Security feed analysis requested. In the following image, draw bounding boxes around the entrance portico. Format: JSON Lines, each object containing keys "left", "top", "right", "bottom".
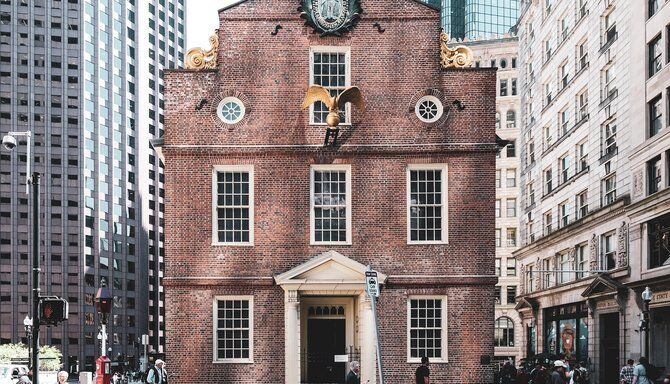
{"left": 275, "top": 250, "right": 387, "bottom": 384}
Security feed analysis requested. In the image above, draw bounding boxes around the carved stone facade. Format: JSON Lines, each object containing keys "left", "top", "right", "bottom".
{"left": 617, "top": 221, "right": 629, "bottom": 268}
{"left": 589, "top": 234, "right": 598, "bottom": 272}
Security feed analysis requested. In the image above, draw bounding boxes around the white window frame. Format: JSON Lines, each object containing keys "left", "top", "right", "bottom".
{"left": 407, "top": 296, "right": 448, "bottom": 363}
{"left": 603, "top": 173, "right": 616, "bottom": 205}
{"left": 310, "top": 164, "right": 352, "bottom": 245}
{"left": 213, "top": 295, "right": 254, "bottom": 363}
{"left": 604, "top": 121, "right": 617, "bottom": 155}
{"left": 212, "top": 165, "right": 255, "bottom": 246}
{"left": 601, "top": 231, "right": 617, "bottom": 270}
{"left": 406, "top": 164, "right": 449, "bottom": 244}
{"left": 559, "top": 200, "right": 569, "bottom": 228}
{"left": 576, "top": 139, "right": 587, "bottom": 172}
{"left": 576, "top": 190, "right": 588, "bottom": 219}
{"left": 309, "top": 46, "right": 351, "bottom": 125}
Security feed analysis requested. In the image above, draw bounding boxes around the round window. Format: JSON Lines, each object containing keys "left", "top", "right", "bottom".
{"left": 216, "top": 97, "right": 245, "bottom": 124}
{"left": 415, "top": 96, "right": 443, "bottom": 123}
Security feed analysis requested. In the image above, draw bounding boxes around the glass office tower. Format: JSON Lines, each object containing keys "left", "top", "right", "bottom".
{"left": 0, "top": 0, "right": 183, "bottom": 372}
{"left": 442, "top": 0, "right": 519, "bottom": 40}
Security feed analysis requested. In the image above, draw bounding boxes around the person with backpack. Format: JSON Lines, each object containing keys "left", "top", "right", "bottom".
{"left": 146, "top": 359, "right": 168, "bottom": 384}
{"left": 632, "top": 357, "right": 653, "bottom": 384}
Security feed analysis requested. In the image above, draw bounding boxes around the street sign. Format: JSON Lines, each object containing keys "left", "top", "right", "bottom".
{"left": 365, "top": 270, "right": 379, "bottom": 297}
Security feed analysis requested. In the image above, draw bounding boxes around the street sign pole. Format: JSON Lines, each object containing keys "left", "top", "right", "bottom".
{"left": 366, "top": 266, "right": 384, "bottom": 384}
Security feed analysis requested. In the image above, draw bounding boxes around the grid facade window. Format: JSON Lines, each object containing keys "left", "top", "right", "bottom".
{"left": 310, "top": 48, "right": 349, "bottom": 124}
{"left": 311, "top": 166, "right": 350, "bottom": 244}
{"left": 494, "top": 317, "right": 514, "bottom": 347}
{"left": 649, "top": 95, "right": 663, "bottom": 137}
{"left": 506, "top": 228, "right": 517, "bottom": 247}
{"left": 649, "top": 35, "right": 663, "bottom": 77}
{"left": 601, "top": 232, "right": 616, "bottom": 270}
{"left": 576, "top": 190, "right": 588, "bottom": 219}
{"left": 648, "top": 156, "right": 662, "bottom": 195}
{"left": 408, "top": 298, "right": 445, "bottom": 360}
{"left": 506, "top": 198, "right": 516, "bottom": 218}
{"left": 604, "top": 122, "right": 617, "bottom": 155}
{"left": 407, "top": 166, "right": 447, "bottom": 243}
{"left": 506, "top": 286, "right": 517, "bottom": 304}
{"left": 214, "top": 297, "right": 252, "bottom": 362}
{"left": 214, "top": 167, "right": 253, "bottom": 244}
{"left": 506, "top": 258, "right": 516, "bottom": 276}
{"left": 603, "top": 173, "right": 616, "bottom": 206}
{"left": 576, "top": 244, "right": 588, "bottom": 279}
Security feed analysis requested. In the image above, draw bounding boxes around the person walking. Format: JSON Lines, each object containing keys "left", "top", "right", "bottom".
{"left": 620, "top": 359, "right": 635, "bottom": 384}
{"left": 346, "top": 361, "right": 360, "bottom": 384}
{"left": 550, "top": 360, "right": 568, "bottom": 384}
{"left": 632, "top": 357, "right": 653, "bottom": 384}
{"left": 415, "top": 356, "right": 430, "bottom": 384}
{"left": 55, "top": 370, "right": 68, "bottom": 384}
{"left": 146, "top": 359, "right": 167, "bottom": 384}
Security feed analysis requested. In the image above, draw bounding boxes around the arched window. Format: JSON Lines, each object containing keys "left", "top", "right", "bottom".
{"left": 494, "top": 317, "right": 515, "bottom": 347}
{"left": 496, "top": 112, "right": 501, "bottom": 129}
{"left": 506, "top": 110, "right": 516, "bottom": 128}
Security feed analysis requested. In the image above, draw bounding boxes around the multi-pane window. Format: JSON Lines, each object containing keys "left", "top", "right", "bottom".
{"left": 577, "top": 0, "right": 587, "bottom": 20}
{"left": 603, "top": 11, "right": 616, "bottom": 45}
{"left": 649, "top": 213, "right": 670, "bottom": 269}
{"left": 544, "top": 125, "right": 553, "bottom": 148}
{"left": 496, "top": 170, "right": 501, "bottom": 188}
{"left": 500, "top": 79, "right": 508, "bottom": 96}
{"left": 576, "top": 243, "right": 587, "bottom": 279}
{"left": 495, "top": 199, "right": 501, "bottom": 218}
{"left": 494, "top": 286, "right": 502, "bottom": 305}
{"left": 544, "top": 210, "right": 553, "bottom": 235}
{"left": 408, "top": 298, "right": 445, "bottom": 360}
{"left": 559, "top": 108, "right": 570, "bottom": 136}
{"left": 506, "top": 139, "right": 516, "bottom": 158}
{"left": 526, "top": 265, "right": 535, "bottom": 292}
{"left": 543, "top": 258, "right": 554, "bottom": 288}
{"left": 577, "top": 40, "right": 588, "bottom": 70}
{"left": 649, "top": 95, "right": 663, "bottom": 137}
{"left": 576, "top": 190, "right": 588, "bottom": 219}
{"left": 603, "top": 66, "right": 616, "bottom": 97}
{"left": 507, "top": 258, "right": 516, "bottom": 276}
{"left": 648, "top": 156, "right": 662, "bottom": 195}
{"left": 604, "top": 122, "right": 617, "bottom": 155}
{"left": 214, "top": 166, "right": 253, "bottom": 244}
{"left": 214, "top": 297, "right": 252, "bottom": 362}
{"left": 576, "top": 140, "right": 587, "bottom": 172}
{"left": 559, "top": 200, "right": 569, "bottom": 228}
{"left": 495, "top": 258, "right": 501, "bottom": 276}
{"left": 506, "top": 228, "right": 517, "bottom": 247}
{"left": 506, "top": 169, "right": 516, "bottom": 187}
{"left": 601, "top": 232, "right": 616, "bottom": 270}
{"left": 559, "top": 153, "right": 570, "bottom": 183}
{"left": 603, "top": 173, "right": 616, "bottom": 206}
{"left": 544, "top": 39, "right": 552, "bottom": 61}
{"left": 558, "top": 252, "right": 572, "bottom": 284}
{"left": 511, "top": 78, "right": 517, "bottom": 96}
{"left": 506, "top": 199, "right": 516, "bottom": 218}
{"left": 408, "top": 166, "right": 446, "bottom": 243}
{"left": 506, "top": 286, "right": 517, "bottom": 304}
{"left": 544, "top": 167, "right": 553, "bottom": 195}
{"left": 495, "top": 228, "right": 501, "bottom": 247}
{"left": 527, "top": 182, "right": 535, "bottom": 206}
{"left": 559, "top": 61, "right": 568, "bottom": 89}
{"left": 577, "top": 90, "right": 588, "bottom": 121}
{"left": 494, "top": 317, "right": 514, "bottom": 347}
{"left": 311, "top": 166, "right": 350, "bottom": 244}
{"left": 506, "top": 110, "right": 516, "bottom": 128}
{"left": 310, "top": 48, "right": 349, "bottom": 124}
{"left": 649, "top": 0, "right": 660, "bottom": 18}
{"left": 649, "top": 35, "right": 663, "bottom": 77}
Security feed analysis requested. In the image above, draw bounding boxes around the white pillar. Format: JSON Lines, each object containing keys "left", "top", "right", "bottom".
{"left": 285, "top": 290, "right": 300, "bottom": 384}
{"left": 359, "top": 294, "right": 376, "bottom": 384}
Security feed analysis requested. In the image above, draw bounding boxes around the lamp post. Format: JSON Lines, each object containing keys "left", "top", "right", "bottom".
{"left": 23, "top": 316, "right": 32, "bottom": 364}
{"left": 95, "top": 278, "right": 112, "bottom": 356}
{"left": 641, "top": 286, "right": 653, "bottom": 359}
{"left": 3, "top": 131, "right": 40, "bottom": 384}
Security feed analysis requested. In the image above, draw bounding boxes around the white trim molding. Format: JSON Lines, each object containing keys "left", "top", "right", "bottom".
{"left": 212, "top": 295, "right": 254, "bottom": 364}
{"left": 406, "top": 295, "right": 448, "bottom": 363}
{"left": 211, "top": 165, "right": 255, "bottom": 246}
{"left": 406, "top": 164, "right": 449, "bottom": 244}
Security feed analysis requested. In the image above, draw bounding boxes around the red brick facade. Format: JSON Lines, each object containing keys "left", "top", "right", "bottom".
{"left": 162, "top": 0, "right": 497, "bottom": 382}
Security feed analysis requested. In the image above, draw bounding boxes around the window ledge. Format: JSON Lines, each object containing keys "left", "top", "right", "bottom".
{"left": 599, "top": 147, "right": 618, "bottom": 164}
{"left": 311, "top": 241, "right": 353, "bottom": 246}
{"left": 408, "top": 358, "right": 448, "bottom": 364}
{"left": 212, "top": 242, "right": 254, "bottom": 247}
{"left": 599, "top": 88, "right": 618, "bottom": 108}
{"left": 407, "top": 240, "right": 449, "bottom": 246}
{"left": 540, "top": 167, "right": 589, "bottom": 202}
{"left": 599, "top": 33, "right": 618, "bottom": 54}
{"left": 540, "top": 119, "right": 584, "bottom": 157}
{"left": 213, "top": 359, "right": 254, "bottom": 364}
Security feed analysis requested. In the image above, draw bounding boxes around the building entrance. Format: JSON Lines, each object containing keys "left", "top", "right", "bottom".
{"left": 305, "top": 318, "right": 346, "bottom": 383}
{"left": 599, "top": 312, "right": 619, "bottom": 384}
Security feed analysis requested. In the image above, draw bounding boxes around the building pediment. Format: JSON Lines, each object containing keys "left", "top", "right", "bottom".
{"left": 581, "top": 274, "right": 626, "bottom": 298}
{"left": 274, "top": 250, "right": 386, "bottom": 292}
{"left": 514, "top": 297, "right": 539, "bottom": 312}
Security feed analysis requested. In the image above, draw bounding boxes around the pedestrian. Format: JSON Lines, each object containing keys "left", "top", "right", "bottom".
{"left": 146, "top": 359, "right": 167, "bottom": 384}
{"left": 346, "top": 361, "right": 360, "bottom": 384}
{"left": 18, "top": 369, "right": 32, "bottom": 384}
{"left": 517, "top": 359, "right": 530, "bottom": 384}
{"left": 415, "top": 356, "right": 430, "bottom": 384}
{"left": 620, "top": 359, "right": 635, "bottom": 384}
{"left": 632, "top": 357, "right": 652, "bottom": 384}
{"left": 550, "top": 360, "right": 568, "bottom": 384}
{"left": 500, "top": 361, "right": 517, "bottom": 384}
{"left": 56, "top": 370, "right": 68, "bottom": 384}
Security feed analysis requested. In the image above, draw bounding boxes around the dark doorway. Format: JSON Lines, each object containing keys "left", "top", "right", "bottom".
{"left": 306, "top": 318, "right": 346, "bottom": 383}
{"left": 599, "top": 313, "right": 619, "bottom": 384}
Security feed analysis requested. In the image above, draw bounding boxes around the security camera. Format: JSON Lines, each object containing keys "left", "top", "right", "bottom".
{"left": 2, "top": 135, "right": 16, "bottom": 150}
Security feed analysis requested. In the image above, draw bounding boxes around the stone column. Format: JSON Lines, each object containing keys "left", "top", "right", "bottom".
{"left": 285, "top": 290, "right": 300, "bottom": 384}
{"left": 359, "top": 294, "right": 377, "bottom": 384}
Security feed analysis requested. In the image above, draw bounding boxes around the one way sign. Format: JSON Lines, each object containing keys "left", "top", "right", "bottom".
{"left": 365, "top": 270, "right": 379, "bottom": 297}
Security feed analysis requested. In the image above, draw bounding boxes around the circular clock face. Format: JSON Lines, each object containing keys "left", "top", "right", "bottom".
{"left": 415, "top": 96, "right": 444, "bottom": 123}
{"left": 313, "top": 0, "right": 349, "bottom": 31}
{"left": 217, "top": 97, "right": 245, "bottom": 125}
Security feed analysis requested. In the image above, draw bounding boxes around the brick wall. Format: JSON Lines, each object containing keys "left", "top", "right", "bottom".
{"left": 162, "top": 0, "right": 497, "bottom": 382}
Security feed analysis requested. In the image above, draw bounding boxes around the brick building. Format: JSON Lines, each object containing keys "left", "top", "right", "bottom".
{"left": 157, "top": 0, "right": 498, "bottom": 382}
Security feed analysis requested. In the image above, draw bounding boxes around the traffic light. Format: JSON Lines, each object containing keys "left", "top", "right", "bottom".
{"left": 39, "top": 297, "right": 68, "bottom": 326}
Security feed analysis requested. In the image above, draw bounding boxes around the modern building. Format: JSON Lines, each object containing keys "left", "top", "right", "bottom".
{"left": 441, "top": 0, "right": 520, "bottom": 40}
{"left": 515, "top": 0, "right": 670, "bottom": 382}
{"left": 0, "top": 0, "right": 184, "bottom": 372}
{"left": 159, "top": 0, "right": 498, "bottom": 382}
{"left": 469, "top": 35, "right": 523, "bottom": 366}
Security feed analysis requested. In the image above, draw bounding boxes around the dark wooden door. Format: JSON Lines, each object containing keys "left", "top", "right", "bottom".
{"left": 599, "top": 313, "right": 619, "bottom": 384}
{"left": 306, "top": 318, "right": 346, "bottom": 383}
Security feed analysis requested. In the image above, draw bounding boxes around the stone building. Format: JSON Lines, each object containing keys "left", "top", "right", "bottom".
{"left": 515, "top": 0, "right": 670, "bottom": 382}
{"left": 157, "top": 0, "right": 498, "bottom": 382}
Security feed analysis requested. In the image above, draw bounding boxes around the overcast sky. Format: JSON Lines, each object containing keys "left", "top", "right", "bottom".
{"left": 186, "top": 0, "right": 237, "bottom": 49}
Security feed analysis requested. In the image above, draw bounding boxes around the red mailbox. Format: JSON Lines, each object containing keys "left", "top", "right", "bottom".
{"left": 95, "top": 356, "right": 111, "bottom": 384}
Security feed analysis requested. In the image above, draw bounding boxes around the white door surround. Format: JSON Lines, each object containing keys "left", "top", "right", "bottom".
{"left": 275, "top": 250, "right": 387, "bottom": 384}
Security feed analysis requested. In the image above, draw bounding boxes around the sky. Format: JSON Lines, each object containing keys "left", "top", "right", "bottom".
{"left": 186, "top": 0, "right": 237, "bottom": 49}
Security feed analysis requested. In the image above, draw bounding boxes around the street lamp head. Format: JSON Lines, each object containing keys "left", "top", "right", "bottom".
{"left": 642, "top": 286, "right": 653, "bottom": 303}
{"left": 2, "top": 134, "right": 17, "bottom": 150}
{"left": 23, "top": 316, "right": 32, "bottom": 327}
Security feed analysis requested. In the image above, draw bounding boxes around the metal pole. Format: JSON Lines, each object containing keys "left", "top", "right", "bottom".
{"left": 31, "top": 172, "right": 40, "bottom": 384}
{"left": 370, "top": 295, "right": 385, "bottom": 384}
{"left": 644, "top": 302, "right": 650, "bottom": 358}
{"left": 101, "top": 324, "right": 107, "bottom": 357}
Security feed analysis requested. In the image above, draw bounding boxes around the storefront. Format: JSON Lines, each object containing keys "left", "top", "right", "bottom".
{"left": 543, "top": 303, "right": 588, "bottom": 363}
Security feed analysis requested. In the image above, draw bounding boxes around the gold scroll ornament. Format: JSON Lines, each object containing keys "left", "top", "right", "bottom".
{"left": 184, "top": 30, "right": 219, "bottom": 70}
{"left": 440, "top": 32, "right": 473, "bottom": 69}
